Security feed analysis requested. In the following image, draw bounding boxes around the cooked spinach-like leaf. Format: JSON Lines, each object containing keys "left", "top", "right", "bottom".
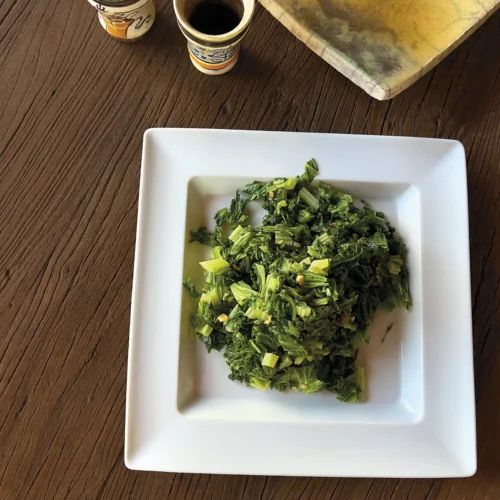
{"left": 183, "top": 160, "right": 411, "bottom": 402}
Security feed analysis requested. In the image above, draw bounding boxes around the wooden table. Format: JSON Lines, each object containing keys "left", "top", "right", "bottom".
{"left": 1, "top": 1, "right": 499, "bottom": 499}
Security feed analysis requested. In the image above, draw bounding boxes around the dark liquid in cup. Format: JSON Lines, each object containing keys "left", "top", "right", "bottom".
{"left": 189, "top": 1, "right": 242, "bottom": 36}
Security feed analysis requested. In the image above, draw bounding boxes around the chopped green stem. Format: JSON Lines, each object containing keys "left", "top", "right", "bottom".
{"left": 199, "top": 258, "right": 230, "bottom": 274}
{"left": 299, "top": 187, "right": 319, "bottom": 210}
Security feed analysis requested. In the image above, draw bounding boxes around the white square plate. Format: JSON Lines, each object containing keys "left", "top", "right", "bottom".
{"left": 125, "top": 129, "right": 476, "bottom": 477}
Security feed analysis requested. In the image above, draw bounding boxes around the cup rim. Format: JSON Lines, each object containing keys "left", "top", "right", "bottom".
{"left": 88, "top": 0, "right": 150, "bottom": 10}
{"left": 174, "top": 0, "right": 255, "bottom": 44}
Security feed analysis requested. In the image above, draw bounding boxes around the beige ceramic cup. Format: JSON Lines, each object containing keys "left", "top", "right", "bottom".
{"left": 87, "top": 0, "right": 156, "bottom": 42}
{"left": 173, "top": 0, "right": 255, "bottom": 75}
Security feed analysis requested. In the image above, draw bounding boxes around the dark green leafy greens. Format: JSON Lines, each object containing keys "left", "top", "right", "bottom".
{"left": 183, "top": 160, "right": 410, "bottom": 402}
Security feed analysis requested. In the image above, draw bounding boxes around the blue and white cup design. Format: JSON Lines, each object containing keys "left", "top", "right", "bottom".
{"left": 174, "top": 0, "right": 255, "bottom": 75}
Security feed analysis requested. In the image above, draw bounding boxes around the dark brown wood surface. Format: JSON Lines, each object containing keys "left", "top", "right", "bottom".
{"left": 1, "top": 1, "right": 499, "bottom": 499}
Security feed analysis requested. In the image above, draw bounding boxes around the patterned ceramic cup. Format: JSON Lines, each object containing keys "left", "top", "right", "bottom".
{"left": 87, "top": 0, "right": 155, "bottom": 42}
{"left": 174, "top": 0, "right": 255, "bottom": 75}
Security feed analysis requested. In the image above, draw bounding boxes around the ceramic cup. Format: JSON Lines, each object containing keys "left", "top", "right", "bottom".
{"left": 87, "top": 0, "right": 155, "bottom": 42}
{"left": 173, "top": 0, "right": 255, "bottom": 75}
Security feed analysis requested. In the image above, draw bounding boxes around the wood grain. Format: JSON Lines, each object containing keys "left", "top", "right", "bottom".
{"left": 0, "top": 1, "right": 499, "bottom": 499}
